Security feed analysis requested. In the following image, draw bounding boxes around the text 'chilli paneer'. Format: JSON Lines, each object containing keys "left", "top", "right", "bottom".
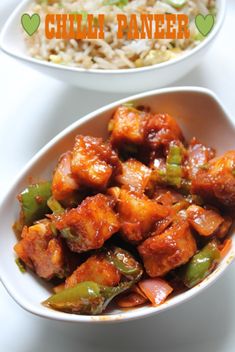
{"left": 13, "top": 103, "right": 235, "bottom": 315}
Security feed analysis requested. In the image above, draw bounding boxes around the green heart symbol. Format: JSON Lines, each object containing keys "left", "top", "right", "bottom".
{"left": 195, "top": 14, "right": 214, "bottom": 37}
{"left": 21, "top": 13, "right": 41, "bottom": 36}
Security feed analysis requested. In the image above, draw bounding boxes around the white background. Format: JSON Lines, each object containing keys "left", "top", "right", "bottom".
{"left": 0, "top": 1, "right": 235, "bottom": 351}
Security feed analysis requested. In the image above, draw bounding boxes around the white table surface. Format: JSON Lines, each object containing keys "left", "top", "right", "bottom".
{"left": 0, "top": 1, "right": 235, "bottom": 351}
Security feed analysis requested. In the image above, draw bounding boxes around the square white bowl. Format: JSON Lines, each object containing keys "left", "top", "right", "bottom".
{"left": 0, "top": 86, "right": 234, "bottom": 323}
{"left": 0, "top": 0, "right": 226, "bottom": 93}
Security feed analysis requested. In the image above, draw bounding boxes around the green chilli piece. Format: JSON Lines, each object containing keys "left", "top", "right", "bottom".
{"left": 20, "top": 181, "right": 52, "bottom": 226}
{"left": 107, "top": 247, "right": 143, "bottom": 281}
{"left": 43, "top": 280, "right": 132, "bottom": 314}
{"left": 184, "top": 240, "right": 221, "bottom": 288}
{"left": 166, "top": 0, "right": 187, "bottom": 9}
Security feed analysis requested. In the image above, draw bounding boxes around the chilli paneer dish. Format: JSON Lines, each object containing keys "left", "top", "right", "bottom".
{"left": 14, "top": 104, "right": 234, "bottom": 315}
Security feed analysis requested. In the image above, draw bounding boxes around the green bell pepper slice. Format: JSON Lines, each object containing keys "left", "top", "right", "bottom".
{"left": 19, "top": 181, "right": 52, "bottom": 226}
{"left": 184, "top": 240, "right": 221, "bottom": 288}
{"left": 43, "top": 281, "right": 103, "bottom": 314}
{"left": 166, "top": 144, "right": 183, "bottom": 188}
{"left": 44, "top": 247, "right": 143, "bottom": 314}
{"left": 106, "top": 247, "right": 143, "bottom": 281}
{"left": 43, "top": 280, "right": 132, "bottom": 314}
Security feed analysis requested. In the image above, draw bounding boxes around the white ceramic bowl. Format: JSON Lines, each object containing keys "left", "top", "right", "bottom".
{"left": 0, "top": 86, "right": 234, "bottom": 323}
{"left": 0, "top": 0, "right": 226, "bottom": 93}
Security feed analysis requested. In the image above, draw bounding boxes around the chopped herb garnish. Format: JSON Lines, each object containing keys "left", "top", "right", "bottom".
{"left": 166, "top": 0, "right": 187, "bottom": 9}
{"left": 70, "top": 11, "right": 88, "bottom": 24}
{"left": 79, "top": 11, "right": 88, "bottom": 22}
{"left": 104, "top": 0, "right": 128, "bottom": 9}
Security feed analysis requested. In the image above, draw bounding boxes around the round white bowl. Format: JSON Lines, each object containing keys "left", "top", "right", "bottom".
{"left": 0, "top": 0, "right": 226, "bottom": 93}
{"left": 0, "top": 86, "right": 234, "bottom": 323}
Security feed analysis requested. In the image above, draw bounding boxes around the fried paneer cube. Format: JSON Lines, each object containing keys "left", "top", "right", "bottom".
{"left": 138, "top": 220, "right": 197, "bottom": 277}
{"left": 65, "top": 254, "right": 121, "bottom": 289}
{"left": 144, "top": 113, "right": 184, "bottom": 150}
{"left": 191, "top": 151, "right": 235, "bottom": 207}
{"left": 55, "top": 194, "right": 120, "bottom": 253}
{"left": 52, "top": 151, "right": 79, "bottom": 202}
{"left": 186, "top": 138, "right": 215, "bottom": 178}
{"left": 71, "top": 135, "right": 121, "bottom": 189}
{"left": 115, "top": 158, "right": 152, "bottom": 192}
{"left": 14, "top": 221, "right": 65, "bottom": 280}
{"left": 118, "top": 188, "right": 169, "bottom": 243}
{"left": 109, "top": 106, "right": 146, "bottom": 147}
{"left": 186, "top": 205, "right": 224, "bottom": 237}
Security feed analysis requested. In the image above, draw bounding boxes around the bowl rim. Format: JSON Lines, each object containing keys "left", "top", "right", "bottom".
{"left": 0, "top": 0, "right": 226, "bottom": 75}
{"left": 0, "top": 86, "right": 234, "bottom": 324}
